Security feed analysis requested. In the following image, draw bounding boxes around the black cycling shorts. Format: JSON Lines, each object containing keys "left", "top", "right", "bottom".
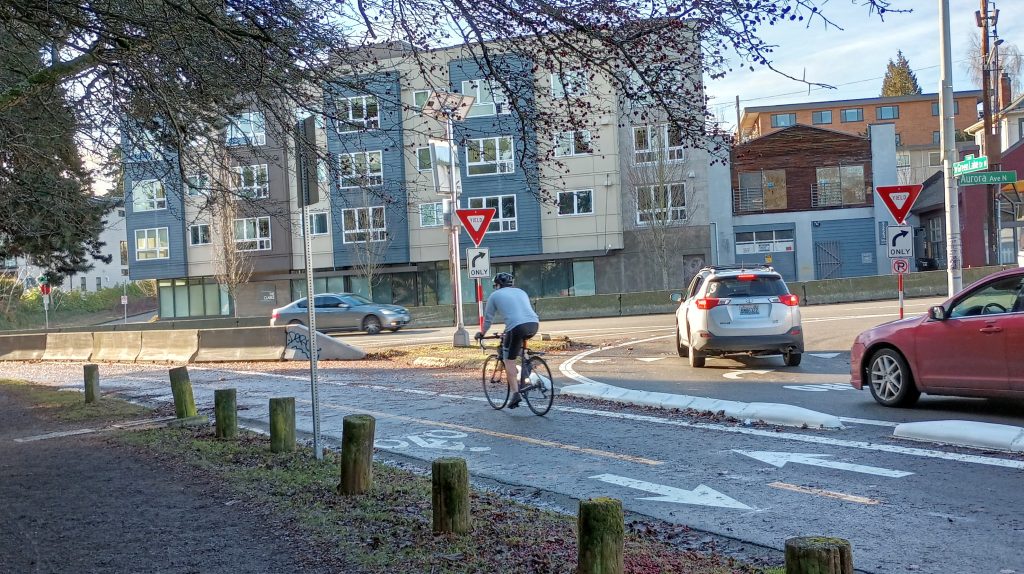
{"left": 502, "top": 322, "right": 539, "bottom": 360}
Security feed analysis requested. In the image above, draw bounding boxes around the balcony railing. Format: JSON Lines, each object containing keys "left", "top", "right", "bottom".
{"left": 810, "top": 183, "right": 869, "bottom": 208}
{"left": 733, "top": 187, "right": 765, "bottom": 213}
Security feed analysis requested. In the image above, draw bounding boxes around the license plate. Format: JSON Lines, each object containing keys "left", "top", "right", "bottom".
{"left": 739, "top": 304, "right": 759, "bottom": 316}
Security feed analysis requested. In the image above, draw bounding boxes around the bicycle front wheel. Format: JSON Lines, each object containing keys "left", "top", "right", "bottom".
{"left": 482, "top": 354, "right": 508, "bottom": 409}
{"left": 523, "top": 356, "right": 554, "bottom": 416}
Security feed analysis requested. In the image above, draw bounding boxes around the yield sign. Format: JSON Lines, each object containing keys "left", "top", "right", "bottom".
{"left": 875, "top": 184, "right": 922, "bottom": 224}
{"left": 455, "top": 208, "right": 495, "bottom": 247}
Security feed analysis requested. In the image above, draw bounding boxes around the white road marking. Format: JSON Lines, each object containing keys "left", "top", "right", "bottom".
{"left": 734, "top": 450, "right": 913, "bottom": 478}
{"left": 784, "top": 383, "right": 853, "bottom": 392}
{"left": 15, "top": 428, "right": 98, "bottom": 442}
{"left": 838, "top": 417, "right": 900, "bottom": 428}
{"left": 591, "top": 473, "right": 752, "bottom": 510}
{"left": 636, "top": 357, "right": 665, "bottom": 362}
{"left": 808, "top": 352, "right": 840, "bottom": 359}
{"left": 723, "top": 369, "right": 774, "bottom": 380}
{"left": 579, "top": 359, "right": 610, "bottom": 364}
{"left": 559, "top": 335, "right": 673, "bottom": 386}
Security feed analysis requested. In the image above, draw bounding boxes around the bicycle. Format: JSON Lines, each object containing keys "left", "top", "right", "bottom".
{"left": 478, "top": 332, "right": 554, "bottom": 416}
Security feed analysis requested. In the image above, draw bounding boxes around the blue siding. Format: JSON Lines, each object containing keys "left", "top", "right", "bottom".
{"left": 811, "top": 217, "right": 876, "bottom": 278}
{"left": 326, "top": 72, "right": 410, "bottom": 267}
{"left": 733, "top": 223, "right": 797, "bottom": 282}
{"left": 449, "top": 56, "right": 542, "bottom": 257}
{"left": 123, "top": 159, "right": 188, "bottom": 281}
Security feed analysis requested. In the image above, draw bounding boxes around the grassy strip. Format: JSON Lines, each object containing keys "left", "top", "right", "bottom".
{"left": 0, "top": 378, "right": 151, "bottom": 423}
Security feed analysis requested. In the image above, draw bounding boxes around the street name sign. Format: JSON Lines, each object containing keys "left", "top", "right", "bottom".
{"left": 875, "top": 184, "right": 922, "bottom": 225}
{"left": 957, "top": 170, "right": 1017, "bottom": 185}
{"left": 886, "top": 225, "right": 914, "bottom": 259}
{"left": 466, "top": 247, "right": 490, "bottom": 279}
{"left": 952, "top": 154, "right": 988, "bottom": 176}
{"left": 455, "top": 208, "right": 495, "bottom": 247}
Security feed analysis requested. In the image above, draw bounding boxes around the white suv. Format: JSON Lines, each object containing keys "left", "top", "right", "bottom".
{"left": 670, "top": 265, "right": 803, "bottom": 368}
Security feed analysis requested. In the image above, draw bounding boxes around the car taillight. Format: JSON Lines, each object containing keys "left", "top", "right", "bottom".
{"left": 779, "top": 294, "right": 799, "bottom": 306}
{"left": 696, "top": 298, "right": 720, "bottom": 310}
{"left": 737, "top": 274, "right": 756, "bottom": 281}
{"left": 271, "top": 311, "right": 280, "bottom": 319}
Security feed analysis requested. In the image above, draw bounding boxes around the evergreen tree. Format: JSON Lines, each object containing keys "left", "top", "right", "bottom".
{"left": 881, "top": 50, "right": 923, "bottom": 97}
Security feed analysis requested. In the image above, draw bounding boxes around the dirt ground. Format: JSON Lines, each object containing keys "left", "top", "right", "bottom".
{"left": 0, "top": 387, "right": 341, "bottom": 574}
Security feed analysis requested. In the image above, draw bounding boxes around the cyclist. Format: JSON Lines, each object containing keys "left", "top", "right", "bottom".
{"left": 475, "top": 272, "right": 539, "bottom": 409}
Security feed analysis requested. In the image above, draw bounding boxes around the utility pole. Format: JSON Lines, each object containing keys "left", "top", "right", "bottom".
{"left": 940, "top": 0, "right": 963, "bottom": 294}
{"left": 977, "top": 0, "right": 1002, "bottom": 265}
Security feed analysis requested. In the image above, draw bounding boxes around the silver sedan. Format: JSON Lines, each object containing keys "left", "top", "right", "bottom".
{"left": 270, "top": 293, "right": 411, "bottom": 334}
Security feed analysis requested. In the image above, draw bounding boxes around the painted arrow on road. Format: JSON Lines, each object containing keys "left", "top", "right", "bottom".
{"left": 590, "top": 473, "right": 751, "bottom": 510}
{"left": 733, "top": 450, "right": 913, "bottom": 478}
{"left": 723, "top": 369, "right": 774, "bottom": 380}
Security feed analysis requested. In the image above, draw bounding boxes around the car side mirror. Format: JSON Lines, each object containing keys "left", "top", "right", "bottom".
{"left": 928, "top": 305, "right": 947, "bottom": 321}
{"left": 670, "top": 292, "right": 683, "bottom": 303}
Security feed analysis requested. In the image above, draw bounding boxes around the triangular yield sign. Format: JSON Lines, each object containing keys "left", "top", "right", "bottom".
{"left": 875, "top": 184, "right": 923, "bottom": 225}
{"left": 455, "top": 208, "right": 495, "bottom": 247}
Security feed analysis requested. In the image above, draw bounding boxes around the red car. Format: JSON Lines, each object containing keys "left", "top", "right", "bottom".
{"left": 850, "top": 268, "right": 1024, "bottom": 407}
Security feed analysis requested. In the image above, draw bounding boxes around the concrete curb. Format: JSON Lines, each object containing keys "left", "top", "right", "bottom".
{"left": 894, "top": 420, "right": 1024, "bottom": 452}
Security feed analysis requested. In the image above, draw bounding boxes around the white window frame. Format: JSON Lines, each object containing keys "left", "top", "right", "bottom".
{"left": 188, "top": 224, "right": 211, "bottom": 246}
{"left": 461, "top": 79, "right": 509, "bottom": 117}
{"left": 468, "top": 194, "right": 517, "bottom": 232}
{"left": 132, "top": 179, "right": 167, "bottom": 212}
{"left": 413, "top": 90, "right": 431, "bottom": 110}
{"left": 551, "top": 70, "right": 589, "bottom": 98}
{"left": 342, "top": 206, "right": 387, "bottom": 243}
{"left": 553, "top": 130, "right": 592, "bottom": 157}
{"left": 185, "top": 173, "right": 210, "bottom": 196}
{"left": 337, "top": 95, "right": 380, "bottom": 132}
{"left": 633, "top": 125, "right": 684, "bottom": 164}
{"left": 226, "top": 111, "right": 266, "bottom": 146}
{"left": 557, "top": 189, "right": 594, "bottom": 216}
{"left": 308, "top": 212, "right": 329, "bottom": 235}
{"left": 466, "top": 136, "right": 514, "bottom": 176}
{"left": 233, "top": 216, "right": 272, "bottom": 251}
{"left": 415, "top": 147, "right": 432, "bottom": 172}
{"left": 419, "top": 202, "right": 444, "bottom": 228}
{"left": 636, "top": 183, "right": 686, "bottom": 225}
{"left": 134, "top": 227, "right": 170, "bottom": 260}
{"left": 230, "top": 164, "right": 269, "bottom": 199}
{"left": 338, "top": 151, "right": 384, "bottom": 188}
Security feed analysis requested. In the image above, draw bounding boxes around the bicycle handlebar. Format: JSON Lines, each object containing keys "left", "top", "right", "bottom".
{"left": 476, "top": 332, "right": 503, "bottom": 352}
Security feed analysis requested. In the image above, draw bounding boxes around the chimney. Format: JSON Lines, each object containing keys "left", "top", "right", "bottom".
{"left": 999, "top": 72, "right": 1012, "bottom": 111}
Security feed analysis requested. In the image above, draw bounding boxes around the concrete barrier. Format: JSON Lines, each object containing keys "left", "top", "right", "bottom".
{"left": 92, "top": 331, "right": 142, "bottom": 362}
{"left": 284, "top": 325, "right": 365, "bottom": 360}
{"left": 194, "top": 326, "right": 286, "bottom": 362}
{"left": 42, "top": 332, "right": 94, "bottom": 361}
{"left": 0, "top": 334, "right": 46, "bottom": 361}
{"left": 535, "top": 294, "right": 621, "bottom": 321}
{"left": 137, "top": 329, "right": 199, "bottom": 363}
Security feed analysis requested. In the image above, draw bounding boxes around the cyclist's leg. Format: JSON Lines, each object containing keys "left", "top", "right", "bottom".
{"left": 505, "top": 323, "right": 538, "bottom": 389}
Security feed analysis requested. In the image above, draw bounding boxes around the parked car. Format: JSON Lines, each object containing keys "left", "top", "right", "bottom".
{"left": 669, "top": 265, "right": 803, "bottom": 368}
{"left": 270, "top": 293, "right": 410, "bottom": 334}
{"left": 850, "top": 268, "right": 1024, "bottom": 407}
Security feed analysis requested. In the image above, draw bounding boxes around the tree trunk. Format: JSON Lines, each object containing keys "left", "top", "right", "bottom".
{"left": 784, "top": 537, "right": 854, "bottom": 574}
{"left": 83, "top": 363, "right": 99, "bottom": 404}
{"left": 269, "top": 397, "right": 295, "bottom": 453}
{"left": 168, "top": 366, "right": 197, "bottom": 418}
{"left": 214, "top": 388, "right": 237, "bottom": 439}
{"left": 338, "top": 414, "right": 375, "bottom": 495}
{"left": 431, "top": 457, "right": 470, "bottom": 534}
{"left": 577, "top": 497, "right": 624, "bottom": 574}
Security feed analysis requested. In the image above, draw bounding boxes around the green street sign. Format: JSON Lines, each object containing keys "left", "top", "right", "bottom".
{"left": 953, "top": 154, "right": 988, "bottom": 176}
{"left": 958, "top": 170, "right": 1018, "bottom": 185}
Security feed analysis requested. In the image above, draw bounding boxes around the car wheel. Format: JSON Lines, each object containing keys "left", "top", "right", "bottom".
{"left": 675, "top": 325, "right": 688, "bottom": 357}
{"left": 363, "top": 315, "right": 382, "bottom": 335}
{"left": 867, "top": 348, "right": 920, "bottom": 407}
{"left": 687, "top": 330, "right": 705, "bottom": 368}
{"left": 288, "top": 319, "right": 304, "bottom": 327}
{"left": 783, "top": 351, "right": 802, "bottom": 367}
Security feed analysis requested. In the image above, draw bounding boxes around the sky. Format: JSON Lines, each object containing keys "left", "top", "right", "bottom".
{"left": 704, "top": 0, "right": 1023, "bottom": 131}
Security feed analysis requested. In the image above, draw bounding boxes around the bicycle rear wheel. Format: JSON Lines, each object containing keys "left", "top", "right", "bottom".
{"left": 482, "top": 354, "right": 508, "bottom": 409}
{"left": 522, "top": 356, "right": 554, "bottom": 416}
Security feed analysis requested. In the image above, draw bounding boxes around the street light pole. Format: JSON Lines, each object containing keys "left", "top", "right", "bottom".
{"left": 940, "top": 0, "right": 963, "bottom": 295}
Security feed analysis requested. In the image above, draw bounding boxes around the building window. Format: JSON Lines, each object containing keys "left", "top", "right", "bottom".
{"left": 553, "top": 130, "right": 593, "bottom": 157}
{"left": 468, "top": 195, "right": 517, "bottom": 232}
{"left": 419, "top": 202, "right": 443, "bottom": 227}
{"left": 551, "top": 70, "right": 589, "bottom": 98}
{"left": 189, "top": 224, "right": 211, "bottom": 246}
{"left": 929, "top": 151, "right": 942, "bottom": 166}
{"left": 413, "top": 90, "right": 431, "bottom": 110}
{"left": 337, "top": 95, "right": 380, "bottom": 132}
{"left": 932, "top": 101, "right": 960, "bottom": 115}
{"left": 840, "top": 108, "right": 863, "bottom": 122}
{"left": 95, "top": 277, "right": 102, "bottom": 291}
{"left": 811, "top": 110, "right": 832, "bottom": 125}
{"left": 185, "top": 173, "right": 209, "bottom": 196}
{"left": 233, "top": 217, "right": 272, "bottom": 251}
{"left": 770, "top": 113, "right": 796, "bottom": 128}
{"left": 895, "top": 133, "right": 902, "bottom": 146}
{"left": 230, "top": 164, "right": 269, "bottom": 198}
{"left": 342, "top": 207, "right": 387, "bottom": 243}
{"left": 119, "top": 241, "right": 128, "bottom": 266}
{"left": 131, "top": 179, "right": 166, "bottom": 212}
{"left": 636, "top": 183, "right": 686, "bottom": 224}
{"left": 633, "top": 124, "right": 685, "bottom": 164}
{"left": 932, "top": 131, "right": 941, "bottom": 145}
{"left": 80, "top": 276, "right": 87, "bottom": 291}
{"left": 308, "top": 212, "right": 329, "bottom": 235}
{"left": 117, "top": 208, "right": 125, "bottom": 217}
{"left": 415, "top": 147, "right": 432, "bottom": 172}
{"left": 461, "top": 79, "right": 509, "bottom": 117}
{"left": 225, "top": 111, "right": 266, "bottom": 146}
{"left": 338, "top": 151, "right": 384, "bottom": 188}
{"left": 135, "top": 227, "right": 169, "bottom": 260}
{"left": 735, "top": 229, "right": 795, "bottom": 255}
{"left": 466, "top": 136, "right": 514, "bottom": 176}
{"left": 876, "top": 105, "right": 899, "bottom": 120}
{"left": 558, "top": 189, "right": 594, "bottom": 216}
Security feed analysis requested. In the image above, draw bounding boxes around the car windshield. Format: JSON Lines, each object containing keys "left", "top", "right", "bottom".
{"left": 707, "top": 276, "right": 788, "bottom": 298}
{"left": 346, "top": 294, "right": 373, "bottom": 306}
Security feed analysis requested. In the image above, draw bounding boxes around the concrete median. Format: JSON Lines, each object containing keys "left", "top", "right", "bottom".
{"left": 42, "top": 332, "right": 94, "bottom": 361}
{"left": 0, "top": 334, "right": 46, "bottom": 361}
{"left": 194, "top": 326, "right": 286, "bottom": 362}
{"left": 137, "top": 329, "right": 199, "bottom": 363}
{"left": 92, "top": 331, "right": 142, "bottom": 362}
{"left": 284, "top": 325, "right": 365, "bottom": 360}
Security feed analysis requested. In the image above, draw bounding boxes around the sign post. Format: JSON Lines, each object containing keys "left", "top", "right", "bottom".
{"left": 877, "top": 185, "right": 922, "bottom": 320}
{"left": 891, "top": 258, "right": 910, "bottom": 318}
{"left": 39, "top": 281, "right": 51, "bottom": 330}
{"left": 458, "top": 209, "right": 495, "bottom": 335}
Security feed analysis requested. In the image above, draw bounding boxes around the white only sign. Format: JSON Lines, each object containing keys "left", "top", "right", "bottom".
{"left": 886, "top": 225, "right": 914, "bottom": 259}
{"left": 467, "top": 247, "right": 490, "bottom": 279}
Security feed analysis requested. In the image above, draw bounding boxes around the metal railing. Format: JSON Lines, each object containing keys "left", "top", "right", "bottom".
{"left": 733, "top": 187, "right": 765, "bottom": 213}
{"left": 810, "top": 183, "right": 869, "bottom": 208}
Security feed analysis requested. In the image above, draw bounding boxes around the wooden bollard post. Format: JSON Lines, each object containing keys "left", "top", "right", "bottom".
{"left": 431, "top": 457, "right": 470, "bottom": 534}
{"left": 785, "top": 537, "right": 854, "bottom": 574}
{"left": 83, "top": 364, "right": 99, "bottom": 404}
{"left": 577, "top": 497, "right": 624, "bottom": 574}
{"left": 168, "top": 366, "right": 197, "bottom": 418}
{"left": 214, "top": 389, "right": 237, "bottom": 439}
{"left": 269, "top": 397, "right": 295, "bottom": 453}
{"left": 338, "top": 414, "right": 375, "bottom": 495}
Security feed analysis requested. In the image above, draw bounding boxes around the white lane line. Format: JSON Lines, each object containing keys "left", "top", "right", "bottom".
{"left": 559, "top": 335, "right": 673, "bottom": 386}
